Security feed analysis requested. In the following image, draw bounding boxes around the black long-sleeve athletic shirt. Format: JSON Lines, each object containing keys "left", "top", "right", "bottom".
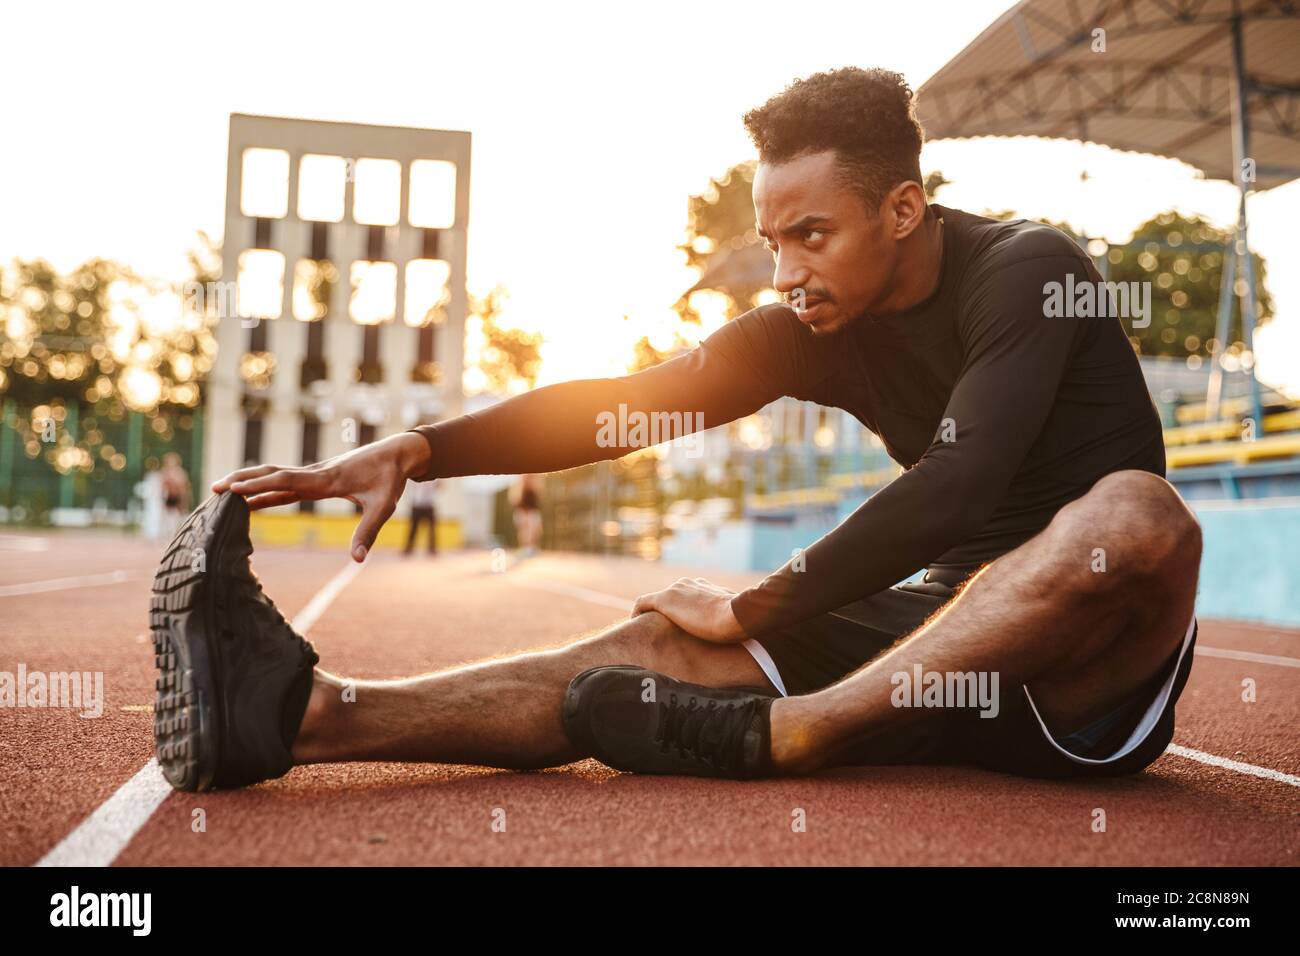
{"left": 413, "top": 205, "right": 1165, "bottom": 637}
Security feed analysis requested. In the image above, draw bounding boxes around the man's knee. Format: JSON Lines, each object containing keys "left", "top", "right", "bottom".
{"left": 571, "top": 610, "right": 767, "bottom": 689}
{"left": 591, "top": 610, "right": 700, "bottom": 673}
{"left": 1049, "top": 470, "right": 1201, "bottom": 589}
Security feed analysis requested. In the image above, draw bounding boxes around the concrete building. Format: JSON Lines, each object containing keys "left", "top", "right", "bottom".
{"left": 204, "top": 114, "right": 470, "bottom": 530}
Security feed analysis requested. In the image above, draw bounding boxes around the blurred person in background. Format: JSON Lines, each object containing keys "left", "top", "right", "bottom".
{"left": 159, "top": 452, "right": 192, "bottom": 542}
{"left": 136, "top": 461, "right": 164, "bottom": 541}
{"left": 403, "top": 476, "right": 438, "bottom": 557}
{"left": 511, "top": 474, "right": 542, "bottom": 555}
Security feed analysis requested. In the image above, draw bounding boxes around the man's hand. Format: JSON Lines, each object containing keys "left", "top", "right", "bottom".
{"left": 631, "top": 577, "right": 746, "bottom": 644}
{"left": 211, "top": 432, "right": 432, "bottom": 563}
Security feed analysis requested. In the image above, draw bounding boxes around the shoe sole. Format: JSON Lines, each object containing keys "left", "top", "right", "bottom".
{"left": 149, "top": 492, "right": 242, "bottom": 792}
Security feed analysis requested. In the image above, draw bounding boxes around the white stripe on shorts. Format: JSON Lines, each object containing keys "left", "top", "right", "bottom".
{"left": 1022, "top": 613, "right": 1198, "bottom": 765}
{"left": 742, "top": 638, "right": 789, "bottom": 697}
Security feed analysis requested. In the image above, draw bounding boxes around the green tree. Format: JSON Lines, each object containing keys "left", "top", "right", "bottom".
{"left": 0, "top": 242, "right": 216, "bottom": 503}
{"left": 628, "top": 330, "right": 695, "bottom": 373}
{"left": 673, "top": 161, "right": 764, "bottom": 324}
{"left": 678, "top": 161, "right": 759, "bottom": 276}
{"left": 1105, "top": 211, "right": 1272, "bottom": 359}
{"left": 469, "top": 284, "right": 543, "bottom": 392}
{"left": 923, "top": 171, "right": 951, "bottom": 200}
{"left": 0, "top": 243, "right": 216, "bottom": 412}
{"left": 0, "top": 257, "right": 125, "bottom": 406}
{"left": 974, "top": 204, "right": 1273, "bottom": 360}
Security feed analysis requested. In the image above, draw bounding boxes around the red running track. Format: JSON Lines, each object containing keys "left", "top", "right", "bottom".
{"left": 2, "top": 532, "right": 1296, "bottom": 866}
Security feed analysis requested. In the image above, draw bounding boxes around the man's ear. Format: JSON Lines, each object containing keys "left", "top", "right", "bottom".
{"left": 889, "top": 181, "right": 929, "bottom": 240}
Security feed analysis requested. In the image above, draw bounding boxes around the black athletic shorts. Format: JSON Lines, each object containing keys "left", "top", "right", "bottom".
{"left": 742, "top": 570, "right": 1198, "bottom": 779}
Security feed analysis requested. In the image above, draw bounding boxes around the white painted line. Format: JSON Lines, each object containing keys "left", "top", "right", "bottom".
{"left": 34, "top": 760, "right": 174, "bottom": 868}
{"left": 0, "top": 569, "right": 136, "bottom": 598}
{"left": 512, "top": 576, "right": 1300, "bottom": 791}
{"left": 1195, "top": 646, "right": 1300, "bottom": 668}
{"left": 1165, "top": 745, "right": 1300, "bottom": 788}
{"left": 33, "top": 559, "right": 364, "bottom": 868}
{"left": 507, "top": 576, "right": 634, "bottom": 612}
{"left": 290, "top": 559, "right": 365, "bottom": 634}
{"left": 0, "top": 534, "right": 50, "bottom": 552}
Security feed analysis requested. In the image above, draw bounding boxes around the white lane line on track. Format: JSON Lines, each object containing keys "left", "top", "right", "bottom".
{"left": 1195, "top": 646, "right": 1300, "bottom": 668}
{"left": 33, "top": 559, "right": 364, "bottom": 868}
{"left": 34, "top": 759, "right": 175, "bottom": 868}
{"left": 506, "top": 576, "right": 634, "bottom": 611}
{"left": 288, "top": 560, "right": 365, "bottom": 634}
{"left": 508, "top": 574, "right": 1300, "bottom": 789}
{"left": 1165, "top": 745, "right": 1300, "bottom": 788}
{"left": 0, "top": 569, "right": 137, "bottom": 598}
{"left": 0, "top": 534, "right": 51, "bottom": 552}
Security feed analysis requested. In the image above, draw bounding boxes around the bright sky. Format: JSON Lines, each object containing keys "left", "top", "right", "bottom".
{"left": 2, "top": 0, "right": 1297, "bottom": 393}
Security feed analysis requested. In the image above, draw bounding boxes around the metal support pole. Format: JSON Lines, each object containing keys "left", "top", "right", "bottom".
{"left": 1228, "top": 12, "right": 1265, "bottom": 429}
{"left": 191, "top": 405, "right": 205, "bottom": 489}
{"left": 0, "top": 399, "right": 15, "bottom": 504}
{"left": 1205, "top": 242, "right": 1236, "bottom": 422}
{"left": 127, "top": 409, "right": 144, "bottom": 490}
{"left": 59, "top": 402, "right": 78, "bottom": 510}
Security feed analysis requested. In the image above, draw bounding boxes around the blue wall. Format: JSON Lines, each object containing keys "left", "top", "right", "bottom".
{"left": 1190, "top": 499, "right": 1300, "bottom": 627}
{"left": 662, "top": 498, "right": 1300, "bottom": 628}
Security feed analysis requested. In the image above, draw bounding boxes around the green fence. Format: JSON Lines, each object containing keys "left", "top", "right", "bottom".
{"left": 0, "top": 397, "right": 204, "bottom": 524}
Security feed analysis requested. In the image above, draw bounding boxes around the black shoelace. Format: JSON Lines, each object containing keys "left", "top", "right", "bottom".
{"left": 653, "top": 692, "right": 761, "bottom": 774}
{"left": 230, "top": 566, "right": 316, "bottom": 662}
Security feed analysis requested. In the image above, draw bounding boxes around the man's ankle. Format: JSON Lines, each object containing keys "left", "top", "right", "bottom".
{"left": 291, "top": 670, "right": 344, "bottom": 763}
{"left": 767, "top": 696, "right": 826, "bottom": 774}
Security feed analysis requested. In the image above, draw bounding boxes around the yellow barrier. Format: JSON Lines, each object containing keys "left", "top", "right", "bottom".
{"left": 1264, "top": 409, "right": 1300, "bottom": 432}
{"left": 748, "top": 430, "right": 1300, "bottom": 503}
{"left": 1174, "top": 396, "right": 1252, "bottom": 424}
{"left": 1174, "top": 392, "right": 1296, "bottom": 424}
{"left": 1164, "top": 409, "right": 1300, "bottom": 447}
{"left": 1167, "top": 434, "right": 1300, "bottom": 469}
{"left": 826, "top": 466, "right": 902, "bottom": 490}
{"left": 249, "top": 511, "right": 463, "bottom": 551}
{"left": 1163, "top": 420, "right": 1243, "bottom": 446}
{"left": 746, "top": 487, "right": 841, "bottom": 510}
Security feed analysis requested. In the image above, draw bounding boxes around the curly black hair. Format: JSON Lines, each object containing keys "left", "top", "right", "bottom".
{"left": 743, "top": 67, "right": 925, "bottom": 212}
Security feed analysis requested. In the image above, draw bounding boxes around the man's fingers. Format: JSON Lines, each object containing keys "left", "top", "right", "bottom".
{"left": 350, "top": 500, "right": 395, "bottom": 563}
{"left": 632, "top": 593, "right": 657, "bottom": 616}
{"left": 212, "top": 464, "right": 278, "bottom": 493}
{"left": 229, "top": 468, "right": 325, "bottom": 499}
{"left": 244, "top": 490, "right": 300, "bottom": 511}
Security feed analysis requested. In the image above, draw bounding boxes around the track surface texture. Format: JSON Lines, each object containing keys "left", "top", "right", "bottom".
{"left": 2, "top": 530, "right": 1297, "bottom": 866}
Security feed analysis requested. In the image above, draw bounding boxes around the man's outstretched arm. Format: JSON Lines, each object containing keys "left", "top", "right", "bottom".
{"left": 213, "top": 304, "right": 817, "bottom": 562}
{"left": 406, "top": 342, "right": 776, "bottom": 480}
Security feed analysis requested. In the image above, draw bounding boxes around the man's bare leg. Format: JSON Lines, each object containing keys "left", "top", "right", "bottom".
{"left": 291, "top": 609, "right": 775, "bottom": 769}
{"left": 768, "top": 471, "right": 1202, "bottom": 773}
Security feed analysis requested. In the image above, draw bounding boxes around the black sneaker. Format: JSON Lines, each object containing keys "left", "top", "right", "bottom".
{"left": 562, "top": 666, "right": 775, "bottom": 779}
{"left": 149, "top": 492, "right": 320, "bottom": 792}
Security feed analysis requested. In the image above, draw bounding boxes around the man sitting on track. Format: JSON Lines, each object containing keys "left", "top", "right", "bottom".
{"left": 150, "top": 66, "right": 1200, "bottom": 791}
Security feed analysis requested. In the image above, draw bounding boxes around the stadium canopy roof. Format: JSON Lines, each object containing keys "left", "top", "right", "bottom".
{"left": 916, "top": 0, "right": 1300, "bottom": 190}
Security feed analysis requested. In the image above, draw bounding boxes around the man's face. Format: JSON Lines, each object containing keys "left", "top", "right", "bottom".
{"left": 753, "top": 149, "right": 897, "bottom": 334}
